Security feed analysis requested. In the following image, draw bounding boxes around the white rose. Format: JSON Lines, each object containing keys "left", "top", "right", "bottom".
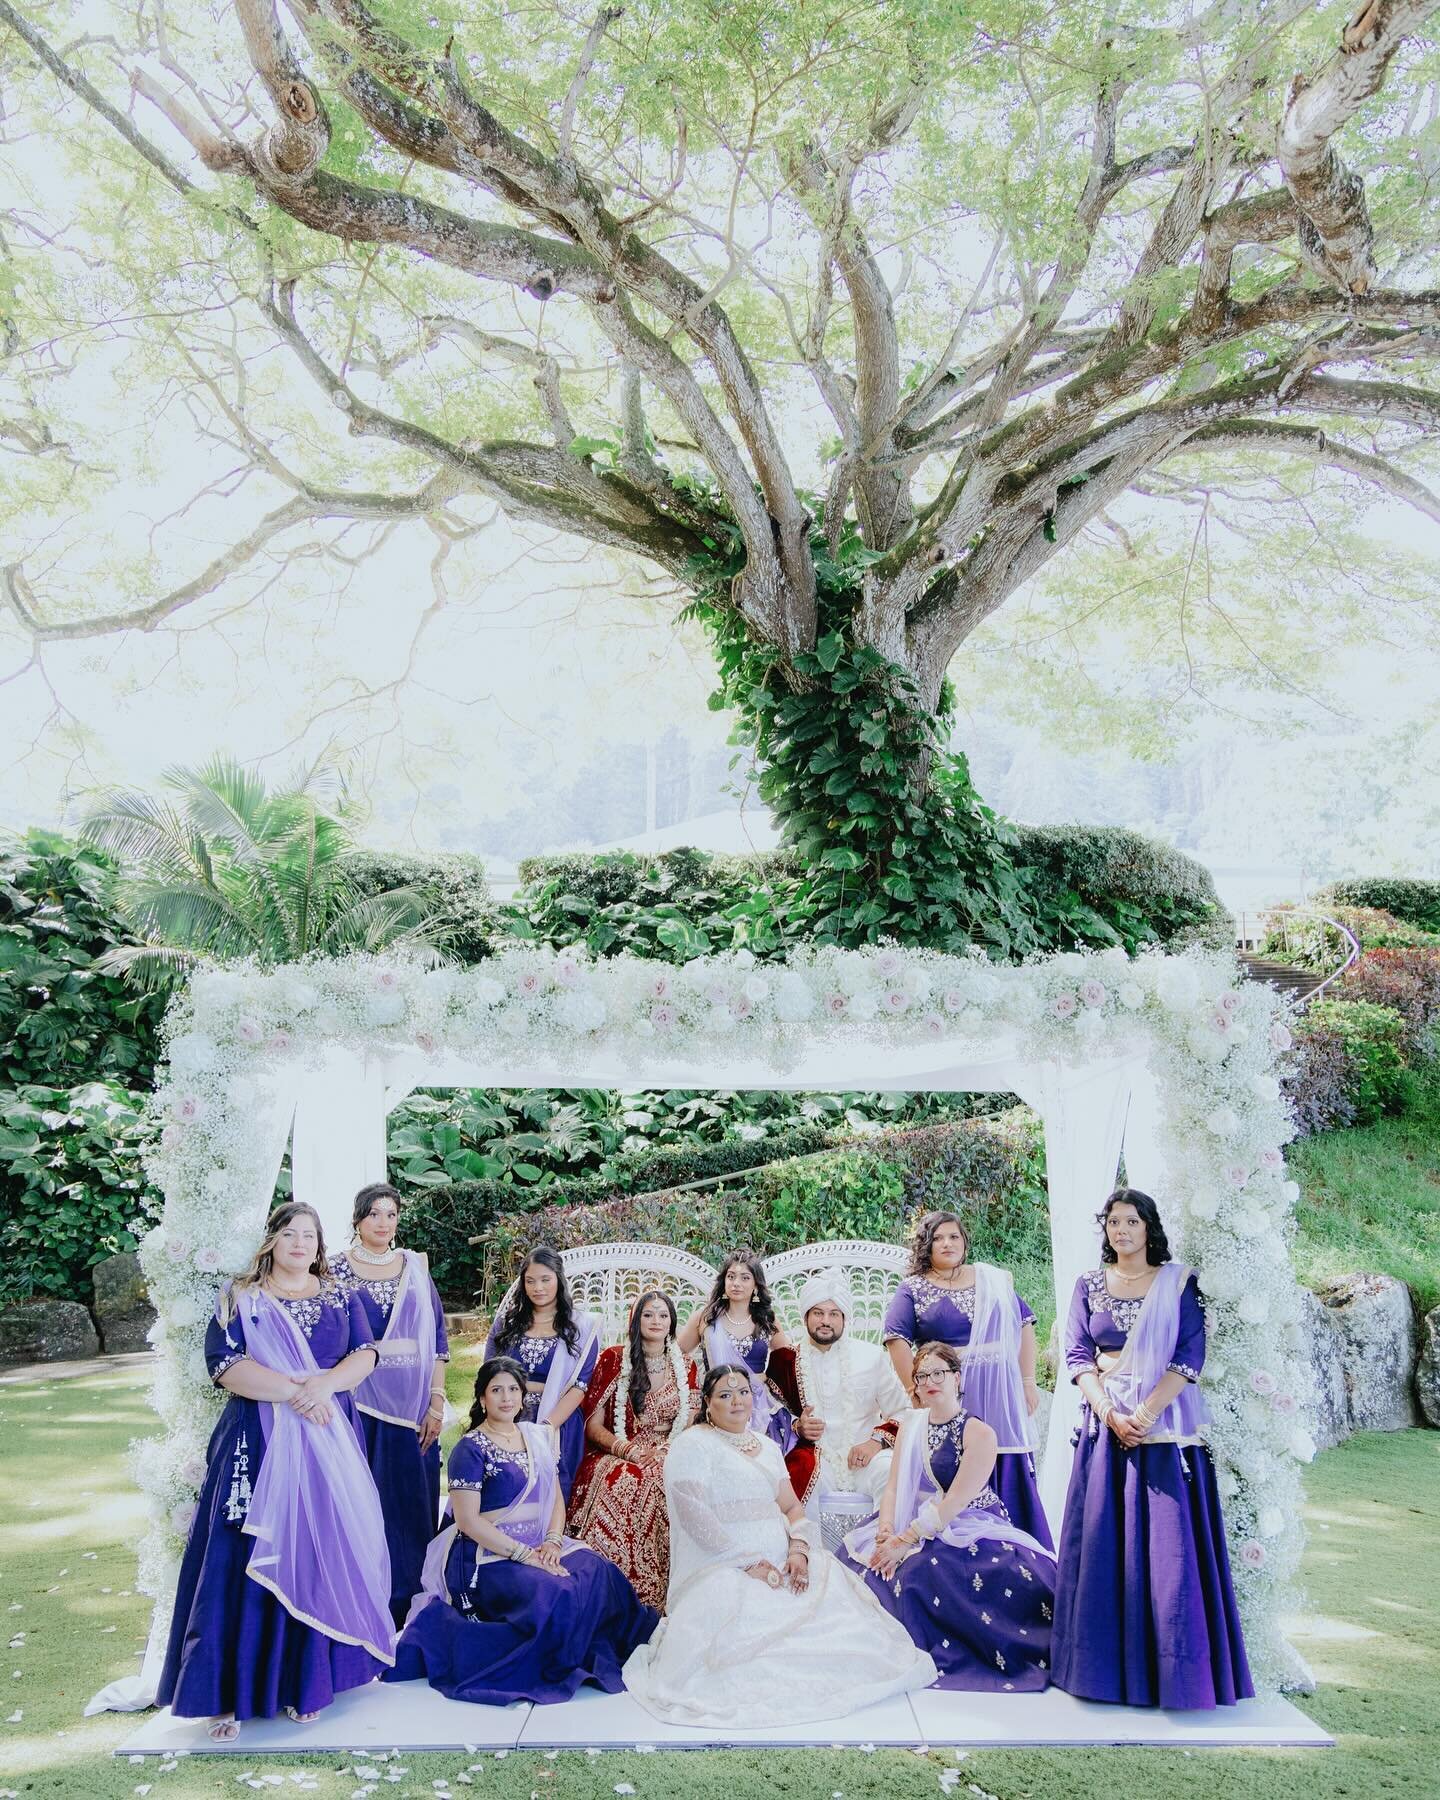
{"left": 1187, "top": 1024, "right": 1229, "bottom": 1064}
{"left": 1281, "top": 1181, "right": 1300, "bottom": 1206}
{"left": 733, "top": 948, "right": 756, "bottom": 970}
{"left": 1234, "top": 1208, "right": 1268, "bottom": 1240}
{"left": 366, "top": 993, "right": 405, "bottom": 1026}
{"left": 169, "top": 1032, "right": 218, "bottom": 1076}
{"left": 471, "top": 977, "right": 506, "bottom": 1008}
{"left": 1289, "top": 1429, "right": 1317, "bottom": 1464}
{"left": 1258, "top": 1506, "right": 1285, "bottom": 1539}
{"left": 708, "top": 1005, "right": 735, "bottom": 1034}
{"left": 1117, "top": 982, "right": 1144, "bottom": 1010}
{"left": 1188, "top": 1191, "right": 1220, "bottom": 1222}
{"left": 1156, "top": 960, "right": 1201, "bottom": 1012}
{"left": 1238, "top": 1293, "right": 1269, "bottom": 1326}
{"left": 167, "top": 1296, "right": 202, "bottom": 1329}
{"left": 227, "top": 1076, "right": 256, "bottom": 1109}
{"left": 849, "top": 991, "right": 878, "bottom": 1021}
{"left": 1205, "top": 1106, "right": 1240, "bottom": 1137}
{"left": 1216, "top": 1466, "right": 1240, "bottom": 1500}
{"left": 772, "top": 974, "right": 815, "bottom": 1023}
{"left": 1252, "top": 1075, "right": 1281, "bottom": 1104}
{"left": 743, "top": 976, "right": 770, "bottom": 1002}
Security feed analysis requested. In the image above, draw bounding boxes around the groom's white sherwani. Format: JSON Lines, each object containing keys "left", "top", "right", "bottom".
{"left": 794, "top": 1269, "right": 912, "bottom": 1505}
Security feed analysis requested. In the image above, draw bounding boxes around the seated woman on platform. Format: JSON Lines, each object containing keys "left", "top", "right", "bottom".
{"left": 485, "top": 1247, "right": 600, "bottom": 1500}
{"left": 840, "top": 1341, "right": 1055, "bottom": 1692}
{"left": 1052, "top": 1188, "right": 1253, "bottom": 1710}
{"left": 884, "top": 1210, "right": 1050, "bottom": 1548}
{"left": 157, "top": 1202, "right": 395, "bottom": 1740}
{"left": 622, "top": 1364, "right": 937, "bottom": 1729}
{"left": 677, "top": 1251, "right": 793, "bottom": 1450}
{"left": 331, "top": 1181, "right": 449, "bottom": 1625}
{"left": 387, "top": 1356, "right": 659, "bottom": 1705}
{"left": 567, "top": 1290, "right": 699, "bottom": 1610}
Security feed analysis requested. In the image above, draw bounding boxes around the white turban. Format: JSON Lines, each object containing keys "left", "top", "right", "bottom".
{"left": 798, "top": 1267, "right": 853, "bottom": 1324}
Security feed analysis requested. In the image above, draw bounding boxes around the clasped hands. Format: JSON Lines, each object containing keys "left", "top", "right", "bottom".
{"left": 798, "top": 1411, "right": 881, "bottom": 1470}
{"left": 285, "top": 1373, "right": 336, "bottom": 1427}
{"left": 867, "top": 1523, "right": 919, "bottom": 1580}
{"left": 743, "top": 1546, "right": 810, "bottom": 1594}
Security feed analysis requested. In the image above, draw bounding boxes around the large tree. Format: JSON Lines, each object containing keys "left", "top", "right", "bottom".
{"left": 3, "top": 0, "right": 1439, "bottom": 947}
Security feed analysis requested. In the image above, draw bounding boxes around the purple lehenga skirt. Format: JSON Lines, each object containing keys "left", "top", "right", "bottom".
{"left": 1052, "top": 1429, "right": 1254, "bottom": 1709}
{"left": 157, "top": 1396, "right": 387, "bottom": 1719}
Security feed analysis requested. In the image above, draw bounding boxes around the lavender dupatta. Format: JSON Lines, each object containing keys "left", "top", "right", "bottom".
{"left": 353, "top": 1249, "right": 438, "bottom": 1429}
{"left": 963, "top": 1263, "right": 1036, "bottom": 1454}
{"left": 234, "top": 1286, "right": 396, "bottom": 1663}
{"left": 843, "top": 1408, "right": 1055, "bottom": 1566}
{"left": 1099, "top": 1260, "right": 1209, "bottom": 1446}
{"left": 705, "top": 1321, "right": 783, "bottom": 1437}
{"left": 404, "top": 1422, "right": 583, "bottom": 1627}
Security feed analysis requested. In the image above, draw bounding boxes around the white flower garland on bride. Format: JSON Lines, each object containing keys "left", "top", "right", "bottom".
{"left": 611, "top": 1337, "right": 692, "bottom": 1448}
{"left": 130, "top": 940, "right": 1314, "bottom": 1690}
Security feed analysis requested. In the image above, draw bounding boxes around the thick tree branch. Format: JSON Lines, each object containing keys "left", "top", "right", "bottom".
{"left": 1174, "top": 418, "right": 1440, "bottom": 523}
{"left": 1278, "top": 0, "right": 1440, "bottom": 293}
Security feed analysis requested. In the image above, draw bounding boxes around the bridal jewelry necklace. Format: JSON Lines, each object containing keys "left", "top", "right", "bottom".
{"left": 349, "top": 1240, "right": 400, "bottom": 1267}
{"left": 711, "top": 1423, "right": 762, "bottom": 1455}
{"left": 1109, "top": 1266, "right": 1152, "bottom": 1284}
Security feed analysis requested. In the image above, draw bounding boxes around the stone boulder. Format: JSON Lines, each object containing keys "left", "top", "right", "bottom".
{"left": 1415, "top": 1305, "right": 1440, "bottom": 1429}
{"left": 1297, "top": 1287, "right": 1352, "bottom": 1452}
{"left": 92, "top": 1251, "right": 156, "bottom": 1354}
{"left": 1030, "top": 1385, "right": 1054, "bottom": 1480}
{"left": 1317, "top": 1272, "right": 1419, "bottom": 1435}
{"left": 0, "top": 1299, "right": 99, "bottom": 1364}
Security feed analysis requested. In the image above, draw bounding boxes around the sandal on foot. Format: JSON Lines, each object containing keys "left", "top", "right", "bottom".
{"left": 283, "top": 1706, "right": 319, "bottom": 1724}
{"left": 207, "top": 1717, "right": 240, "bottom": 1742}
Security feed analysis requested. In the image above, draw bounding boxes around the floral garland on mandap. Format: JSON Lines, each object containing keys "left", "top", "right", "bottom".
{"left": 132, "top": 941, "right": 1313, "bottom": 1689}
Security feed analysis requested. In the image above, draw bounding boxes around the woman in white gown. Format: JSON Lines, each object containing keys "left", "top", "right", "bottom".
{"left": 623, "top": 1364, "right": 937, "bottom": 1727}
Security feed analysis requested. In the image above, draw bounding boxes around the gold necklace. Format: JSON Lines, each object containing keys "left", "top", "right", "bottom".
{"left": 1109, "top": 1265, "right": 1152, "bottom": 1284}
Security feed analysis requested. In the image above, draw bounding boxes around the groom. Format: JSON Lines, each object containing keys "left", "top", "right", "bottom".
{"left": 781, "top": 1268, "right": 911, "bottom": 1511}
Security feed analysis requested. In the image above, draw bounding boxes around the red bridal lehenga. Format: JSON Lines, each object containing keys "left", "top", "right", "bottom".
{"left": 566, "top": 1345, "right": 697, "bottom": 1610}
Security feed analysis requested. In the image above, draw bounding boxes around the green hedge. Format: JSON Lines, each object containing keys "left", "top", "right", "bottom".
{"left": 407, "top": 1122, "right": 837, "bottom": 1299}
{"left": 506, "top": 831, "right": 1230, "bottom": 963}
{"left": 1318, "top": 878, "right": 1440, "bottom": 935}
{"left": 479, "top": 1110, "right": 1048, "bottom": 1314}
{"left": 347, "top": 849, "right": 494, "bottom": 963}
{"left": 1303, "top": 999, "right": 1408, "bottom": 1126}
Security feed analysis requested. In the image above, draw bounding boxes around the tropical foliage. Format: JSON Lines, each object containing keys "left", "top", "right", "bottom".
{"left": 80, "top": 758, "right": 444, "bottom": 988}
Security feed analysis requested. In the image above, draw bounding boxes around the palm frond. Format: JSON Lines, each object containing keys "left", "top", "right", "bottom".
{"left": 120, "top": 880, "right": 264, "bottom": 958}
{"left": 80, "top": 790, "right": 201, "bottom": 881}
{"left": 95, "top": 942, "right": 202, "bottom": 992}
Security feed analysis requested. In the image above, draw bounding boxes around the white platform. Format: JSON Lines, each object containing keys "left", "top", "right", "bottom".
{"left": 118, "top": 1681, "right": 1332, "bottom": 1755}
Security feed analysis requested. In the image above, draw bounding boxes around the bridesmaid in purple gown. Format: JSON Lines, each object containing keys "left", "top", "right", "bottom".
{"left": 841, "top": 1342, "right": 1055, "bottom": 1691}
{"left": 678, "top": 1251, "right": 795, "bottom": 1451}
{"left": 331, "top": 1182, "right": 450, "bottom": 1625}
{"left": 884, "top": 1211, "right": 1051, "bottom": 1549}
{"left": 157, "top": 1203, "right": 394, "bottom": 1739}
{"left": 387, "top": 1356, "right": 658, "bottom": 1703}
{"left": 485, "top": 1247, "right": 600, "bottom": 1501}
{"left": 1053, "top": 1188, "right": 1253, "bottom": 1709}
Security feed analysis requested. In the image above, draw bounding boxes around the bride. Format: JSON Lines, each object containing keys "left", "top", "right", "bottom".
{"left": 623, "top": 1363, "right": 937, "bottom": 1727}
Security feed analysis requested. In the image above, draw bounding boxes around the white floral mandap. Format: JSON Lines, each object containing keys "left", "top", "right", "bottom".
{"left": 94, "top": 940, "right": 1319, "bottom": 1716}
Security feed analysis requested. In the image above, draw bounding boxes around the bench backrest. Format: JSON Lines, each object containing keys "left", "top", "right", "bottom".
{"left": 763, "top": 1239, "right": 911, "bottom": 1347}
{"left": 490, "top": 1238, "right": 909, "bottom": 1352}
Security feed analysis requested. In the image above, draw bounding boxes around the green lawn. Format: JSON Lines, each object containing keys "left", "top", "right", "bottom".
{"left": 2, "top": 1359, "right": 1437, "bottom": 1799}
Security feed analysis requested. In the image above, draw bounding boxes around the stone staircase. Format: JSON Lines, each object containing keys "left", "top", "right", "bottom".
{"left": 1237, "top": 953, "right": 1330, "bottom": 1002}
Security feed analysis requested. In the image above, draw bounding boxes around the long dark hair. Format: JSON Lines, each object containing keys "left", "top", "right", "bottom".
{"left": 702, "top": 1251, "right": 777, "bottom": 1337}
{"left": 625, "top": 1289, "right": 678, "bottom": 1419}
{"left": 1097, "top": 1188, "right": 1171, "bottom": 1266}
{"left": 909, "top": 1209, "right": 970, "bottom": 1278}
{"left": 695, "top": 1361, "right": 753, "bottom": 1426}
{"left": 467, "top": 1355, "right": 529, "bottom": 1433}
{"left": 493, "top": 1245, "right": 581, "bottom": 1353}
{"left": 352, "top": 1181, "right": 402, "bottom": 1228}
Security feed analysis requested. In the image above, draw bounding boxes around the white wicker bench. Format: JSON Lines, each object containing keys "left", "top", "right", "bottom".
{"left": 492, "top": 1238, "right": 911, "bottom": 1347}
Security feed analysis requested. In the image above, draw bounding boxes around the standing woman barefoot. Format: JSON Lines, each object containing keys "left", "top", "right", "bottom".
{"left": 156, "top": 1203, "right": 393, "bottom": 1740}
{"left": 678, "top": 1251, "right": 793, "bottom": 1450}
{"left": 331, "top": 1182, "right": 450, "bottom": 1624}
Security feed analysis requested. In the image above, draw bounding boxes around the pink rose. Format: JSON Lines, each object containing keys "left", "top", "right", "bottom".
{"left": 1249, "top": 1368, "right": 1277, "bottom": 1396}
{"left": 1226, "top": 1164, "right": 1250, "bottom": 1188}
{"left": 160, "top": 1123, "right": 182, "bottom": 1151}
{"left": 237, "top": 1019, "right": 262, "bottom": 1044}
{"left": 415, "top": 1031, "right": 437, "bottom": 1055}
{"left": 519, "top": 972, "right": 542, "bottom": 997}
{"left": 165, "top": 1237, "right": 190, "bottom": 1263}
{"left": 651, "top": 1004, "right": 676, "bottom": 1031}
{"left": 825, "top": 993, "right": 847, "bottom": 1016}
{"left": 1270, "top": 1022, "right": 1293, "bottom": 1052}
{"left": 729, "top": 993, "right": 753, "bottom": 1020}
{"left": 180, "top": 1454, "right": 207, "bottom": 1487}
{"left": 1239, "top": 1540, "right": 1267, "bottom": 1570}
{"left": 1217, "top": 992, "right": 1240, "bottom": 1015}
{"left": 883, "top": 989, "right": 910, "bottom": 1013}
{"left": 1081, "top": 980, "right": 1107, "bottom": 1009}
{"left": 1271, "top": 1391, "right": 1297, "bottom": 1416}
{"left": 268, "top": 1029, "right": 291, "bottom": 1053}
{"left": 193, "top": 1247, "right": 222, "bottom": 1273}
{"left": 876, "top": 950, "right": 902, "bottom": 978}
{"left": 554, "top": 956, "right": 580, "bottom": 988}
{"left": 169, "top": 1502, "right": 197, "bottom": 1535}
{"left": 1260, "top": 1147, "right": 1284, "bottom": 1171}
{"left": 1051, "top": 992, "right": 1078, "bottom": 1020}
{"left": 650, "top": 974, "right": 671, "bottom": 1000}
{"left": 376, "top": 969, "right": 399, "bottom": 991}
{"left": 922, "top": 1011, "right": 945, "bottom": 1038}
{"left": 1209, "top": 1009, "right": 1233, "bottom": 1035}
{"left": 942, "top": 988, "right": 966, "bottom": 1014}
{"left": 174, "top": 1095, "right": 203, "bottom": 1123}
{"left": 706, "top": 984, "right": 728, "bottom": 1006}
